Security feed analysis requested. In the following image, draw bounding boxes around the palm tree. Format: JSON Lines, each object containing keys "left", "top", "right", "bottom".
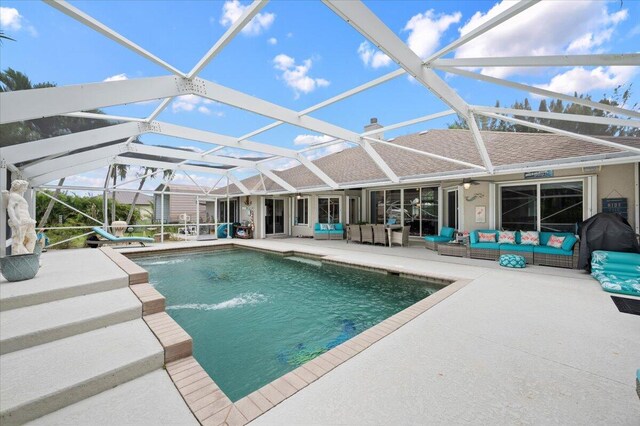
{"left": 0, "top": 31, "right": 15, "bottom": 44}
{"left": 109, "top": 164, "right": 129, "bottom": 223}
{"left": 125, "top": 168, "right": 173, "bottom": 224}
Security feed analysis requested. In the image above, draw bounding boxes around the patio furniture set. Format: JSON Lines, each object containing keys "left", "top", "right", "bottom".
{"left": 425, "top": 228, "right": 580, "bottom": 269}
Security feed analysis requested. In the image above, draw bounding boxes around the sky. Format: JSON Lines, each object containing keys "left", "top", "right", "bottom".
{"left": 1, "top": 0, "right": 639, "bottom": 193}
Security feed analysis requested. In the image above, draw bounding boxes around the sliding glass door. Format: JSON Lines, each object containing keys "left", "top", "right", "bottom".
{"left": 318, "top": 197, "right": 340, "bottom": 224}
{"left": 265, "top": 199, "right": 285, "bottom": 235}
{"left": 368, "top": 187, "right": 439, "bottom": 236}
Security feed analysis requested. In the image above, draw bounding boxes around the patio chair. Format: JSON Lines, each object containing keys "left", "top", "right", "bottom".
{"left": 391, "top": 226, "right": 410, "bottom": 247}
{"left": 361, "top": 225, "right": 373, "bottom": 244}
{"left": 348, "top": 225, "right": 362, "bottom": 243}
{"left": 373, "top": 224, "right": 387, "bottom": 246}
{"left": 87, "top": 227, "right": 154, "bottom": 247}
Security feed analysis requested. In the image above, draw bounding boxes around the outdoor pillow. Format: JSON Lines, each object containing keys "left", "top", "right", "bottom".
{"left": 520, "top": 230, "right": 540, "bottom": 246}
{"left": 561, "top": 235, "right": 578, "bottom": 251}
{"left": 327, "top": 224, "right": 336, "bottom": 230}
{"left": 478, "top": 232, "right": 496, "bottom": 243}
{"left": 320, "top": 224, "right": 330, "bottom": 230}
{"left": 498, "top": 231, "right": 516, "bottom": 244}
{"left": 547, "top": 234, "right": 566, "bottom": 248}
{"left": 387, "top": 218, "right": 397, "bottom": 225}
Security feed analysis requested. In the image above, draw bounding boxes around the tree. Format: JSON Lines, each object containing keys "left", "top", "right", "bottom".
{"left": 125, "top": 168, "right": 173, "bottom": 224}
{"left": 0, "top": 30, "right": 15, "bottom": 44}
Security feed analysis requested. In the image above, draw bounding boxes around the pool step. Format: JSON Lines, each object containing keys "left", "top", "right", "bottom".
{"left": 0, "top": 287, "right": 142, "bottom": 355}
{"left": 0, "top": 249, "right": 129, "bottom": 312}
{"left": 0, "top": 319, "right": 164, "bottom": 425}
{"left": 27, "top": 370, "right": 199, "bottom": 426}
{"left": 143, "top": 312, "right": 193, "bottom": 363}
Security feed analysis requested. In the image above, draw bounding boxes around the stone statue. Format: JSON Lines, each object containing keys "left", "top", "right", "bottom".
{"left": 2, "top": 180, "right": 37, "bottom": 255}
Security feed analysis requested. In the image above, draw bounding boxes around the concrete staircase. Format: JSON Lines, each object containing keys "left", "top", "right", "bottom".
{"left": 0, "top": 249, "right": 197, "bottom": 425}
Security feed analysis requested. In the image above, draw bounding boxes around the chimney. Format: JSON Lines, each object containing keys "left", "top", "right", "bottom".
{"left": 364, "top": 117, "right": 384, "bottom": 140}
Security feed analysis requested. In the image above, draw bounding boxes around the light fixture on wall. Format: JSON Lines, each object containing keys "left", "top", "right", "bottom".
{"left": 295, "top": 193, "right": 302, "bottom": 200}
{"left": 463, "top": 181, "right": 472, "bottom": 190}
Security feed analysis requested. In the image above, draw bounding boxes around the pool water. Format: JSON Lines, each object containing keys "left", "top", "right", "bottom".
{"left": 135, "top": 249, "right": 441, "bottom": 401}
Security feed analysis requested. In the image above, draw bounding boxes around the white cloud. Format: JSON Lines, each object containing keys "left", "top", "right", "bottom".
{"left": 220, "top": 0, "right": 275, "bottom": 36}
{"left": 455, "top": 1, "right": 629, "bottom": 78}
{"left": 358, "top": 41, "right": 392, "bottom": 68}
{"left": 267, "top": 37, "right": 277, "bottom": 45}
{"left": 273, "top": 54, "right": 329, "bottom": 98}
{"left": 533, "top": 66, "right": 639, "bottom": 98}
{"left": 0, "top": 7, "right": 21, "bottom": 30}
{"left": 0, "top": 6, "right": 37, "bottom": 36}
{"left": 172, "top": 94, "right": 224, "bottom": 116}
{"left": 404, "top": 10, "right": 461, "bottom": 59}
{"left": 103, "top": 73, "right": 128, "bottom": 82}
{"left": 293, "top": 134, "right": 334, "bottom": 146}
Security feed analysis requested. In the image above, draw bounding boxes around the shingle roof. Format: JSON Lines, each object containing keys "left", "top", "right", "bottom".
{"left": 114, "top": 191, "right": 153, "bottom": 205}
{"left": 214, "top": 129, "right": 640, "bottom": 195}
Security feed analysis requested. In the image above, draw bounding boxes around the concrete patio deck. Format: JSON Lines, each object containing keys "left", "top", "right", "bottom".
{"left": 2, "top": 239, "right": 638, "bottom": 424}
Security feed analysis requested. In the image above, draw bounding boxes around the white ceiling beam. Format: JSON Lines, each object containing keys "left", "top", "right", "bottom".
{"left": 21, "top": 143, "right": 126, "bottom": 178}
{"left": 199, "top": 79, "right": 362, "bottom": 143}
{"left": 132, "top": 144, "right": 254, "bottom": 168}
{"left": 114, "top": 156, "right": 230, "bottom": 176}
{"left": 362, "top": 136, "right": 485, "bottom": 170}
{"left": 477, "top": 111, "right": 640, "bottom": 155}
{"left": 256, "top": 166, "right": 297, "bottom": 192}
{"left": 360, "top": 140, "right": 399, "bottom": 183}
{"left": 467, "top": 112, "right": 494, "bottom": 172}
{"left": 226, "top": 173, "right": 251, "bottom": 195}
{"left": 472, "top": 106, "right": 640, "bottom": 128}
{"left": 188, "top": 0, "right": 268, "bottom": 78}
{"left": 0, "top": 76, "right": 181, "bottom": 124}
{"left": 30, "top": 158, "right": 111, "bottom": 187}
{"left": 423, "top": 0, "right": 540, "bottom": 64}
{"left": 1, "top": 121, "right": 142, "bottom": 164}
{"left": 62, "top": 112, "right": 147, "bottom": 122}
{"left": 444, "top": 67, "right": 640, "bottom": 119}
{"left": 361, "top": 110, "right": 455, "bottom": 136}
{"left": 432, "top": 53, "right": 640, "bottom": 68}
{"left": 295, "top": 154, "right": 339, "bottom": 189}
{"left": 151, "top": 121, "right": 295, "bottom": 158}
{"left": 146, "top": 97, "right": 174, "bottom": 122}
{"left": 44, "top": 0, "right": 185, "bottom": 77}
{"left": 198, "top": 79, "right": 399, "bottom": 180}
{"left": 323, "top": 1, "right": 469, "bottom": 116}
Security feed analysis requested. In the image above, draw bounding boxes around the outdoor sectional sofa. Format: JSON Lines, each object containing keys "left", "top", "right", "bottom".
{"left": 423, "top": 226, "right": 456, "bottom": 250}
{"left": 469, "top": 229, "right": 580, "bottom": 268}
{"left": 313, "top": 223, "right": 344, "bottom": 240}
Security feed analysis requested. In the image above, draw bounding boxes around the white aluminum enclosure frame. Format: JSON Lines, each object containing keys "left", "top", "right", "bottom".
{"left": 0, "top": 0, "right": 638, "bottom": 200}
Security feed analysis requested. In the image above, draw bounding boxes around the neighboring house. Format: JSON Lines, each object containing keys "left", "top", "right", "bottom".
{"left": 114, "top": 192, "right": 153, "bottom": 221}
{"left": 214, "top": 123, "right": 640, "bottom": 240}
{"left": 153, "top": 183, "right": 237, "bottom": 224}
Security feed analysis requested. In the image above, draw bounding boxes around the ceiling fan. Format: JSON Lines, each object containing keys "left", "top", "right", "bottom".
{"left": 452, "top": 178, "right": 491, "bottom": 190}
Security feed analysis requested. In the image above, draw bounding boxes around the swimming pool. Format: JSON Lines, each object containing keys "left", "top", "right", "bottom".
{"left": 135, "top": 249, "right": 442, "bottom": 401}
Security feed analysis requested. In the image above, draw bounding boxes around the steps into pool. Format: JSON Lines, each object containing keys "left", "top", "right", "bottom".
{"left": 0, "top": 249, "right": 196, "bottom": 425}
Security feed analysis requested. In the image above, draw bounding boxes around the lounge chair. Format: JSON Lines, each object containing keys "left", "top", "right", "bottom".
{"left": 87, "top": 227, "right": 154, "bottom": 247}
{"left": 424, "top": 226, "right": 455, "bottom": 250}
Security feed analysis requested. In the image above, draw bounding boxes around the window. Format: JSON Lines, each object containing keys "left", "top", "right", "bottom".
{"left": 370, "top": 190, "right": 385, "bottom": 224}
{"left": 501, "top": 185, "right": 537, "bottom": 231}
{"left": 218, "top": 200, "right": 237, "bottom": 223}
{"left": 500, "top": 181, "right": 583, "bottom": 232}
{"left": 295, "top": 198, "right": 308, "bottom": 225}
{"left": 318, "top": 197, "right": 340, "bottom": 223}
{"left": 368, "top": 187, "right": 439, "bottom": 236}
{"left": 446, "top": 189, "right": 458, "bottom": 229}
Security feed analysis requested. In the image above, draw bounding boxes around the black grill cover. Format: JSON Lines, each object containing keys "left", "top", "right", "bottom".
{"left": 577, "top": 213, "right": 640, "bottom": 271}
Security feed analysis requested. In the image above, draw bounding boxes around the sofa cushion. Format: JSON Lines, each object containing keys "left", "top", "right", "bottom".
{"left": 470, "top": 242, "right": 501, "bottom": 250}
{"left": 498, "top": 231, "right": 516, "bottom": 244}
{"left": 425, "top": 235, "right": 451, "bottom": 243}
{"left": 334, "top": 223, "right": 344, "bottom": 231}
{"left": 314, "top": 230, "right": 330, "bottom": 234}
{"left": 440, "top": 227, "right": 455, "bottom": 239}
{"left": 547, "top": 234, "right": 566, "bottom": 248}
{"left": 499, "top": 244, "right": 533, "bottom": 253}
{"left": 561, "top": 235, "right": 578, "bottom": 251}
{"left": 470, "top": 229, "right": 498, "bottom": 244}
{"left": 520, "top": 231, "right": 540, "bottom": 246}
{"left": 533, "top": 245, "right": 572, "bottom": 256}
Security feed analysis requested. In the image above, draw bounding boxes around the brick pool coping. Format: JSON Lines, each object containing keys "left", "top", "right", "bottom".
{"left": 101, "top": 244, "right": 471, "bottom": 425}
